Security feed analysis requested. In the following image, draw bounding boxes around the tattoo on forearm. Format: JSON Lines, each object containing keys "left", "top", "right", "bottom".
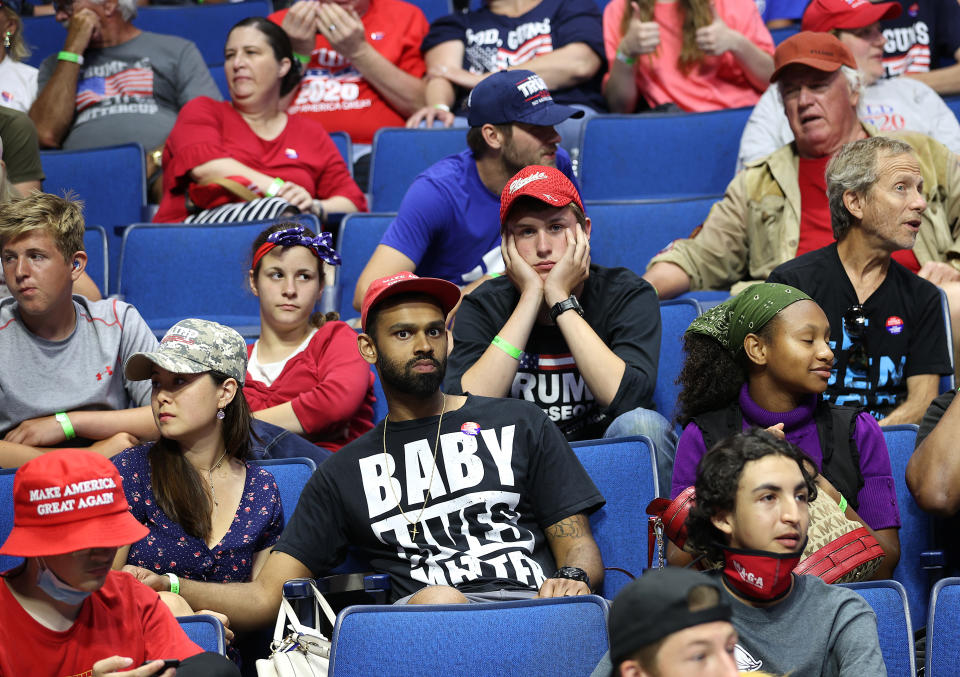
{"left": 546, "top": 515, "right": 586, "bottom": 539}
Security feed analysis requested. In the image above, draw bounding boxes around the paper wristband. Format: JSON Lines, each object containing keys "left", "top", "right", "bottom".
{"left": 492, "top": 335, "right": 522, "bottom": 360}
{"left": 57, "top": 51, "right": 84, "bottom": 65}
{"left": 55, "top": 412, "right": 76, "bottom": 441}
{"left": 266, "top": 177, "right": 285, "bottom": 198}
{"left": 166, "top": 572, "right": 180, "bottom": 595}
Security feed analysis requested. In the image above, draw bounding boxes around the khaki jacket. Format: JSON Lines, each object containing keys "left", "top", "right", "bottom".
{"left": 649, "top": 124, "right": 960, "bottom": 293}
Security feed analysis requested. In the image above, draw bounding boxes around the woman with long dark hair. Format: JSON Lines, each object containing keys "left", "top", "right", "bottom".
{"left": 111, "top": 319, "right": 283, "bottom": 612}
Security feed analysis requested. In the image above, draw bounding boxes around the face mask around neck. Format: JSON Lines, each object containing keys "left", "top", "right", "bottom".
{"left": 720, "top": 541, "right": 805, "bottom": 603}
{"left": 36, "top": 559, "right": 92, "bottom": 606}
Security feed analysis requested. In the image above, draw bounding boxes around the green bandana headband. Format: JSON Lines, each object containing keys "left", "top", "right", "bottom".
{"left": 686, "top": 283, "right": 812, "bottom": 353}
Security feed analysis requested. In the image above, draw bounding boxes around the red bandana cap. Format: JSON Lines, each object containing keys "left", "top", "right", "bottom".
{"left": 499, "top": 164, "right": 584, "bottom": 228}
{"left": 770, "top": 32, "right": 858, "bottom": 83}
{"left": 0, "top": 449, "right": 149, "bottom": 557}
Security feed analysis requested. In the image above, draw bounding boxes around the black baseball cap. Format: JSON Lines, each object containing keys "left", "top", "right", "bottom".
{"left": 608, "top": 568, "right": 732, "bottom": 674}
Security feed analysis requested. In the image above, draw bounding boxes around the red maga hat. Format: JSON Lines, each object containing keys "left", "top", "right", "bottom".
{"left": 499, "top": 165, "right": 584, "bottom": 226}
{"left": 360, "top": 271, "right": 461, "bottom": 332}
{"left": 0, "top": 449, "right": 149, "bottom": 557}
{"left": 802, "top": 0, "right": 901, "bottom": 32}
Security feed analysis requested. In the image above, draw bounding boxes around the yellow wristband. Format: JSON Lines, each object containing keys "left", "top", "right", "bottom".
{"left": 492, "top": 335, "right": 522, "bottom": 360}
{"left": 55, "top": 412, "right": 76, "bottom": 441}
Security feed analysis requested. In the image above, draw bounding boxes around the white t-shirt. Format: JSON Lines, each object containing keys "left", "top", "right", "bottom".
{"left": 737, "top": 76, "right": 960, "bottom": 171}
{"left": 0, "top": 57, "right": 37, "bottom": 113}
{"left": 247, "top": 328, "right": 318, "bottom": 386}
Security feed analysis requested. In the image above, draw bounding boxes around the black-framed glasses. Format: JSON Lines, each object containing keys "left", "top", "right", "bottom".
{"left": 842, "top": 304, "right": 869, "bottom": 375}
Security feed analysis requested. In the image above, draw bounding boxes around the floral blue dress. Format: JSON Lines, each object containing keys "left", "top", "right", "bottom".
{"left": 113, "top": 444, "right": 284, "bottom": 582}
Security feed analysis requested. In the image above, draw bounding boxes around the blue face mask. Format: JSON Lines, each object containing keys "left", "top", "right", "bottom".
{"left": 36, "top": 560, "right": 91, "bottom": 606}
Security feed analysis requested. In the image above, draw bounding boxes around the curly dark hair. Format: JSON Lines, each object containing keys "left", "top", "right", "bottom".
{"left": 685, "top": 428, "right": 819, "bottom": 563}
{"left": 675, "top": 315, "right": 781, "bottom": 426}
{"left": 250, "top": 221, "right": 338, "bottom": 329}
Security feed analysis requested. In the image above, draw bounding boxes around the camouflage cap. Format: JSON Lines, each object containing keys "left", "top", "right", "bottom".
{"left": 124, "top": 318, "right": 247, "bottom": 385}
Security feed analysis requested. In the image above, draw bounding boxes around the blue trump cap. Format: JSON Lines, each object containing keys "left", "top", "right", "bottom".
{"left": 466, "top": 70, "right": 584, "bottom": 128}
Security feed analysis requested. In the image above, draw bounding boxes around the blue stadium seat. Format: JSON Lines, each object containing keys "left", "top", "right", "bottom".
{"left": 412, "top": 0, "right": 453, "bottom": 22}
{"left": 571, "top": 436, "right": 658, "bottom": 598}
{"left": 83, "top": 225, "right": 109, "bottom": 297}
{"left": 209, "top": 64, "right": 229, "bottom": 99}
{"left": 883, "top": 424, "right": 943, "bottom": 631}
{"left": 41, "top": 144, "right": 148, "bottom": 290}
{"left": 116, "top": 214, "right": 320, "bottom": 336}
{"left": 177, "top": 614, "right": 227, "bottom": 655}
{"left": 370, "top": 367, "right": 388, "bottom": 424}
{"left": 334, "top": 212, "right": 395, "bottom": 320}
{"left": 938, "top": 288, "right": 955, "bottom": 393}
{"left": 23, "top": 1, "right": 271, "bottom": 68}
{"left": 328, "top": 595, "right": 610, "bottom": 676}
{"left": 585, "top": 197, "right": 720, "bottom": 274}
{"left": 655, "top": 299, "right": 701, "bottom": 425}
{"left": 841, "top": 580, "right": 915, "bottom": 677}
{"left": 328, "top": 132, "right": 353, "bottom": 173}
{"left": 926, "top": 577, "right": 960, "bottom": 676}
{"left": 0, "top": 468, "right": 20, "bottom": 572}
{"left": 578, "top": 109, "right": 752, "bottom": 200}
{"left": 945, "top": 96, "right": 960, "bottom": 122}
{"left": 250, "top": 458, "right": 317, "bottom": 528}
{"left": 368, "top": 128, "right": 466, "bottom": 211}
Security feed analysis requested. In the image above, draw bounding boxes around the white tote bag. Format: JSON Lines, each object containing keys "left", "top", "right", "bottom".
{"left": 256, "top": 582, "right": 337, "bottom": 677}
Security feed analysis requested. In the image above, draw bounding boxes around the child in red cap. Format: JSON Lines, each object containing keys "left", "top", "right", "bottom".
{"left": 0, "top": 450, "right": 239, "bottom": 677}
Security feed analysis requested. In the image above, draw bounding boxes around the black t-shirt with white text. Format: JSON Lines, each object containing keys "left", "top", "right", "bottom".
{"left": 273, "top": 395, "right": 604, "bottom": 600}
{"left": 768, "top": 244, "right": 950, "bottom": 419}
{"left": 881, "top": 0, "right": 960, "bottom": 78}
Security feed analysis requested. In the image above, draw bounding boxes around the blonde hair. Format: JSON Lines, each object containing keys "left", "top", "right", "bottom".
{"left": 0, "top": 192, "right": 85, "bottom": 261}
{"left": 619, "top": 0, "right": 713, "bottom": 72}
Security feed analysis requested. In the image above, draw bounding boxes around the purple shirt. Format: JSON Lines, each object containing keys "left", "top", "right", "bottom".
{"left": 113, "top": 444, "right": 284, "bottom": 582}
{"left": 671, "top": 385, "right": 900, "bottom": 530}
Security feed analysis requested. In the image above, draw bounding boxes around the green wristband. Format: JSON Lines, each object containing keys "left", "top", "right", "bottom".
{"left": 838, "top": 494, "right": 848, "bottom": 514}
{"left": 57, "top": 50, "right": 84, "bottom": 65}
{"left": 293, "top": 51, "right": 310, "bottom": 65}
{"left": 166, "top": 572, "right": 180, "bottom": 595}
{"left": 488, "top": 272, "right": 502, "bottom": 279}
{"left": 265, "top": 177, "right": 285, "bottom": 198}
{"left": 55, "top": 412, "right": 76, "bottom": 441}
{"left": 492, "top": 335, "right": 522, "bottom": 360}
{"left": 615, "top": 49, "right": 636, "bottom": 65}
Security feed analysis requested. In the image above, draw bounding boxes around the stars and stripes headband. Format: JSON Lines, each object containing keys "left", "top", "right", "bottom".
{"left": 252, "top": 226, "right": 342, "bottom": 270}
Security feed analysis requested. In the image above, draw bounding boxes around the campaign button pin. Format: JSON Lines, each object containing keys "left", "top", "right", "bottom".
{"left": 885, "top": 316, "right": 904, "bottom": 335}
{"left": 461, "top": 422, "right": 480, "bottom": 436}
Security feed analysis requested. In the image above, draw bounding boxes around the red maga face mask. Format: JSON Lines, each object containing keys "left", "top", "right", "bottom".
{"left": 720, "top": 541, "right": 805, "bottom": 603}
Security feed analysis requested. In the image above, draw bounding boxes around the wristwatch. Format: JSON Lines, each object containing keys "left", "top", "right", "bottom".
{"left": 550, "top": 295, "right": 584, "bottom": 323}
{"left": 552, "top": 566, "right": 591, "bottom": 589}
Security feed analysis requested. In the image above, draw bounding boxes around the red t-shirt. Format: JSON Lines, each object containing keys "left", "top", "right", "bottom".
{"left": 154, "top": 97, "right": 367, "bottom": 223}
{"left": 0, "top": 571, "right": 202, "bottom": 677}
{"left": 270, "top": 0, "right": 428, "bottom": 145}
{"left": 244, "top": 321, "right": 375, "bottom": 451}
{"left": 796, "top": 155, "right": 920, "bottom": 272}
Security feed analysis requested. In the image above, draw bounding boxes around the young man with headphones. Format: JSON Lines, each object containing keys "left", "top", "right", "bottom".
{"left": 0, "top": 192, "right": 159, "bottom": 466}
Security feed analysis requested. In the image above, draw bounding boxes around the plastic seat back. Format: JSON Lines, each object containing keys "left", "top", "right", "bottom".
{"left": 83, "top": 225, "right": 109, "bottom": 296}
{"left": 926, "top": 577, "right": 960, "bottom": 676}
{"left": 571, "top": 436, "right": 658, "bottom": 598}
{"left": 655, "top": 299, "right": 701, "bottom": 424}
{"left": 841, "top": 580, "right": 915, "bottom": 677}
{"left": 0, "top": 469, "right": 20, "bottom": 572}
{"left": 329, "top": 595, "right": 610, "bottom": 676}
{"left": 369, "top": 128, "right": 465, "bottom": 211}
{"left": 334, "top": 213, "right": 395, "bottom": 320}
{"left": 177, "top": 614, "right": 227, "bottom": 655}
{"left": 250, "top": 458, "right": 318, "bottom": 528}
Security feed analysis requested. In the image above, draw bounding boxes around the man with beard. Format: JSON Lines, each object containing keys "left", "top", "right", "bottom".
{"left": 121, "top": 272, "right": 605, "bottom": 622}
{"left": 352, "top": 69, "right": 582, "bottom": 311}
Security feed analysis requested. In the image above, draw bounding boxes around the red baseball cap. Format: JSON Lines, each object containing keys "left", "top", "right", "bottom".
{"left": 802, "top": 0, "right": 901, "bottom": 32}
{"left": 770, "top": 32, "right": 859, "bottom": 82}
{"left": 360, "top": 272, "right": 462, "bottom": 332}
{"left": 0, "top": 450, "right": 149, "bottom": 557}
{"left": 500, "top": 165, "right": 584, "bottom": 227}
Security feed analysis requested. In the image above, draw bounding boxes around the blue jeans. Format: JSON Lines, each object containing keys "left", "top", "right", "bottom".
{"left": 603, "top": 407, "right": 677, "bottom": 498}
{"left": 249, "top": 420, "right": 331, "bottom": 466}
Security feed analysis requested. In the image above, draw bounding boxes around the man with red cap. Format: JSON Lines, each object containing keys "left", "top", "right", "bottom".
{"left": 445, "top": 164, "right": 675, "bottom": 496}
{"left": 123, "top": 271, "right": 605, "bottom": 625}
{"left": 646, "top": 32, "right": 960, "bottom": 324}
{"left": 738, "top": 0, "right": 960, "bottom": 169}
{"left": 0, "top": 449, "right": 238, "bottom": 676}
